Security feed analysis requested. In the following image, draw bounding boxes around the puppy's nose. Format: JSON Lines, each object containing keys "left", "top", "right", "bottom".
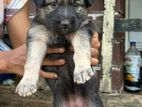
{"left": 60, "top": 19, "right": 70, "bottom": 29}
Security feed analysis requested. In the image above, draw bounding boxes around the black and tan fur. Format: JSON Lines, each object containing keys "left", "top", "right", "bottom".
{"left": 16, "top": 0, "right": 103, "bottom": 107}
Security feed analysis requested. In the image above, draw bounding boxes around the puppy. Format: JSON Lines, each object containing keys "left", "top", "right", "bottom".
{"left": 16, "top": 0, "right": 103, "bottom": 107}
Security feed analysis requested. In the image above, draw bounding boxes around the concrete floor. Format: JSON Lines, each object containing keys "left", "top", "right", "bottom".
{"left": 0, "top": 85, "right": 142, "bottom": 107}
{"left": 101, "top": 92, "right": 142, "bottom": 107}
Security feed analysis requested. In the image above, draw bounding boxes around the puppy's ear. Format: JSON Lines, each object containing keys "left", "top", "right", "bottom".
{"left": 84, "top": 0, "right": 95, "bottom": 8}
{"left": 34, "top": 0, "right": 45, "bottom": 7}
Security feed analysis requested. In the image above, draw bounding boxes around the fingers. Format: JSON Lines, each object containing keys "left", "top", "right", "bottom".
{"left": 91, "top": 58, "right": 99, "bottom": 66}
{"left": 39, "top": 70, "right": 58, "bottom": 79}
{"left": 69, "top": 32, "right": 100, "bottom": 52}
{"left": 47, "top": 47, "right": 65, "bottom": 54}
{"left": 91, "top": 32, "right": 100, "bottom": 49}
{"left": 4, "top": 61, "right": 59, "bottom": 79}
{"left": 91, "top": 48, "right": 99, "bottom": 58}
{"left": 0, "top": 60, "right": 59, "bottom": 79}
{"left": 0, "top": 57, "right": 59, "bottom": 79}
{"left": 90, "top": 32, "right": 100, "bottom": 66}
{"left": 43, "top": 47, "right": 65, "bottom": 66}
{"left": 42, "top": 58, "right": 65, "bottom": 66}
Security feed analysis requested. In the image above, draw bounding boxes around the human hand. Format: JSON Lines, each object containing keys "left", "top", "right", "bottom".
{"left": 40, "top": 32, "right": 100, "bottom": 77}
{"left": 69, "top": 32, "right": 100, "bottom": 66}
{"left": 91, "top": 32, "right": 100, "bottom": 66}
{"left": 0, "top": 32, "right": 100, "bottom": 78}
{"left": 0, "top": 44, "right": 65, "bottom": 79}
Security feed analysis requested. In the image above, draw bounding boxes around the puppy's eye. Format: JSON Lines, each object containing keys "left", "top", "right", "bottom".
{"left": 51, "top": 1, "right": 57, "bottom": 7}
{"left": 74, "top": 2, "right": 79, "bottom": 7}
{"left": 73, "top": 2, "right": 83, "bottom": 7}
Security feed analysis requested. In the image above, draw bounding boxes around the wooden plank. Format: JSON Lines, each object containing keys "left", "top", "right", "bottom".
{"left": 114, "top": 19, "right": 142, "bottom": 32}
{"left": 100, "top": 0, "right": 116, "bottom": 92}
{"left": 95, "top": 19, "right": 142, "bottom": 32}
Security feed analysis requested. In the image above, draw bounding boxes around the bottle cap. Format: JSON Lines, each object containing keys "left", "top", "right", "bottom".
{"left": 130, "top": 41, "right": 136, "bottom": 46}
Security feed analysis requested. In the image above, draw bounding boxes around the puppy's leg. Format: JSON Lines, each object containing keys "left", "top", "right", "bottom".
{"left": 86, "top": 77, "right": 104, "bottom": 107}
{"left": 16, "top": 25, "right": 49, "bottom": 97}
{"left": 71, "top": 30, "right": 95, "bottom": 84}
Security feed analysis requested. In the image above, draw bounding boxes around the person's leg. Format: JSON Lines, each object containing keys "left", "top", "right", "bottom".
{"left": 7, "top": 1, "right": 30, "bottom": 48}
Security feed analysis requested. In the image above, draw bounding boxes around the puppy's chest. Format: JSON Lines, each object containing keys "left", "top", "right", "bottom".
{"left": 48, "top": 34, "right": 71, "bottom": 48}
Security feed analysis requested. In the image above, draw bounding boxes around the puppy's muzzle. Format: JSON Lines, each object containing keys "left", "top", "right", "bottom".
{"left": 60, "top": 19, "right": 71, "bottom": 30}
{"left": 55, "top": 16, "right": 77, "bottom": 33}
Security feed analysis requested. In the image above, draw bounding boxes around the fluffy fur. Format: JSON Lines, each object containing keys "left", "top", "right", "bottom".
{"left": 16, "top": 0, "right": 103, "bottom": 107}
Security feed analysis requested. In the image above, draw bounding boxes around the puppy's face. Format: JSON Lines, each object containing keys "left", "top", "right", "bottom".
{"left": 35, "top": 0, "right": 95, "bottom": 34}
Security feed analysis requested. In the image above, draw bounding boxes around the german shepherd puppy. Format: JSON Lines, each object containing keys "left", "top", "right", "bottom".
{"left": 16, "top": 0, "right": 103, "bottom": 107}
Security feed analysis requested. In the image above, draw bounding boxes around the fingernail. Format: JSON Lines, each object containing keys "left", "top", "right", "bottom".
{"left": 59, "top": 59, "right": 65, "bottom": 64}
{"left": 54, "top": 74, "right": 58, "bottom": 78}
{"left": 59, "top": 48, "right": 65, "bottom": 53}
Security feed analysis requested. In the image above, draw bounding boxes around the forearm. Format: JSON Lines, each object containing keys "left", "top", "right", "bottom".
{"left": 7, "top": 1, "right": 30, "bottom": 48}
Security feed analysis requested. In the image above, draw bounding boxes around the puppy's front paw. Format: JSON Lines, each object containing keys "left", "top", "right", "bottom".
{"left": 16, "top": 78, "right": 37, "bottom": 97}
{"left": 74, "top": 66, "right": 95, "bottom": 84}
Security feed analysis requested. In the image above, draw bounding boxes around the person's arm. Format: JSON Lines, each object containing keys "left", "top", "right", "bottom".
{"left": 0, "top": 33, "right": 100, "bottom": 78}
{"left": 1, "top": 1, "right": 65, "bottom": 78}
{"left": 1, "top": 1, "right": 100, "bottom": 78}
{"left": 7, "top": 1, "right": 30, "bottom": 48}
{"left": 0, "top": 44, "right": 65, "bottom": 78}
